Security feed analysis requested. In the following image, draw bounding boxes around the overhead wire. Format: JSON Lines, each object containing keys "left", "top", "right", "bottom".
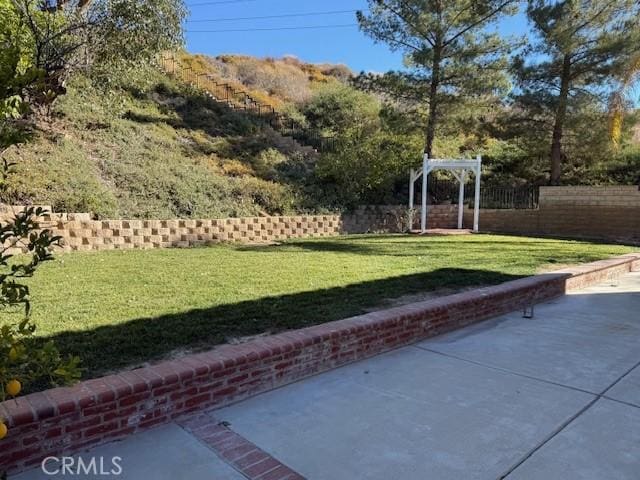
{"left": 187, "top": 24, "right": 359, "bottom": 33}
{"left": 187, "top": 9, "right": 361, "bottom": 23}
{"left": 185, "top": 2, "right": 363, "bottom": 34}
{"left": 187, "top": 0, "right": 261, "bottom": 7}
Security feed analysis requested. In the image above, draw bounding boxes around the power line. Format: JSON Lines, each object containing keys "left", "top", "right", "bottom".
{"left": 187, "top": 9, "right": 361, "bottom": 23}
{"left": 187, "top": 0, "right": 260, "bottom": 7}
{"left": 187, "top": 24, "right": 359, "bottom": 33}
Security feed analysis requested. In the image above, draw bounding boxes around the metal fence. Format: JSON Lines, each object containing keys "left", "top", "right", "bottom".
{"left": 159, "top": 54, "right": 337, "bottom": 152}
{"left": 476, "top": 185, "right": 540, "bottom": 209}
{"left": 427, "top": 177, "right": 540, "bottom": 209}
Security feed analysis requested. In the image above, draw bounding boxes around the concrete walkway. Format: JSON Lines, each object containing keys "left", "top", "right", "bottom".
{"left": 15, "top": 271, "right": 640, "bottom": 479}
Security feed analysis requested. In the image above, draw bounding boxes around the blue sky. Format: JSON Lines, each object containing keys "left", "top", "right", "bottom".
{"left": 185, "top": 0, "right": 530, "bottom": 73}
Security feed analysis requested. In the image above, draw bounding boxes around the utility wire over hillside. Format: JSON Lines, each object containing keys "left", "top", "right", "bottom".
{"left": 187, "top": 0, "right": 260, "bottom": 6}
{"left": 187, "top": 24, "right": 359, "bottom": 33}
{"left": 187, "top": 9, "right": 362, "bottom": 22}
{"left": 185, "top": 3, "right": 365, "bottom": 33}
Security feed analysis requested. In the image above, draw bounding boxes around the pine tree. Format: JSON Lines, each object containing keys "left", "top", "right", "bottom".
{"left": 516, "top": 0, "right": 640, "bottom": 184}
{"left": 357, "top": 0, "right": 518, "bottom": 158}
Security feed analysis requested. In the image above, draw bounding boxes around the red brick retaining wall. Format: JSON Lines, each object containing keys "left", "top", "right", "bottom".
{"left": 1, "top": 254, "right": 639, "bottom": 474}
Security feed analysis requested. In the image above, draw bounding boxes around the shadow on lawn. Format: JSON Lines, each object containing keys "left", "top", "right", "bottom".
{"left": 237, "top": 235, "right": 612, "bottom": 258}
{"left": 42, "top": 268, "right": 525, "bottom": 379}
{"left": 238, "top": 239, "right": 384, "bottom": 255}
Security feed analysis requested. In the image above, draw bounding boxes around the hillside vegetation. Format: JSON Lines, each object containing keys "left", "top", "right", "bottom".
{"left": 1, "top": 65, "right": 332, "bottom": 218}
{"left": 1, "top": 52, "right": 424, "bottom": 217}
{"left": 178, "top": 52, "right": 352, "bottom": 108}
{"left": 2, "top": 51, "right": 638, "bottom": 220}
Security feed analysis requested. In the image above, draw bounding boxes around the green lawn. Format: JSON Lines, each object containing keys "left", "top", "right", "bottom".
{"left": 19, "top": 234, "right": 635, "bottom": 378}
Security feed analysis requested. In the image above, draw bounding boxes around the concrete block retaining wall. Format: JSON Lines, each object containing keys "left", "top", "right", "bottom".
{"left": 538, "top": 185, "right": 640, "bottom": 207}
{"left": 0, "top": 205, "right": 457, "bottom": 254}
{"left": 26, "top": 213, "right": 344, "bottom": 252}
{"left": 464, "top": 186, "right": 640, "bottom": 243}
{"left": 2, "top": 186, "right": 639, "bottom": 253}
{"left": 1, "top": 253, "right": 638, "bottom": 474}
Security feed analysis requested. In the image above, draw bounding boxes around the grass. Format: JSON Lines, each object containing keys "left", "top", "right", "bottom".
{"left": 16, "top": 234, "right": 636, "bottom": 380}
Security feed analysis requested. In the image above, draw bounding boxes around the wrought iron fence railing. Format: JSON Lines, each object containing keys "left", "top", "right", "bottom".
{"left": 427, "top": 177, "right": 539, "bottom": 209}
{"left": 158, "top": 54, "right": 337, "bottom": 153}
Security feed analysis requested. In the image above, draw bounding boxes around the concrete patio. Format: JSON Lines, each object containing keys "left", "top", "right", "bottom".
{"left": 15, "top": 271, "right": 640, "bottom": 479}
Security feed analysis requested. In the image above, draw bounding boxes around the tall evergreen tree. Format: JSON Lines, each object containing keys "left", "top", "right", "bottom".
{"left": 357, "top": 0, "right": 517, "bottom": 158}
{"left": 516, "top": 0, "right": 640, "bottom": 184}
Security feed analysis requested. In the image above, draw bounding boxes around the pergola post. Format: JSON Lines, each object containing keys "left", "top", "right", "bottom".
{"left": 409, "top": 170, "right": 415, "bottom": 210}
{"left": 473, "top": 155, "right": 481, "bottom": 232}
{"left": 421, "top": 155, "right": 428, "bottom": 233}
{"left": 413, "top": 155, "right": 481, "bottom": 234}
{"left": 408, "top": 169, "right": 417, "bottom": 232}
{"left": 457, "top": 169, "right": 466, "bottom": 229}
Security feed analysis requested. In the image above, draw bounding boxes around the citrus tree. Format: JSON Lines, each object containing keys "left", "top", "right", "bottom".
{"left": 0, "top": 158, "right": 81, "bottom": 446}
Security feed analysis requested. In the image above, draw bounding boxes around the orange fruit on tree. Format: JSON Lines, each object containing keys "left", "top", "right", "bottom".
{"left": 0, "top": 422, "right": 7, "bottom": 440}
{"left": 6, "top": 379, "right": 21, "bottom": 397}
{"left": 8, "top": 346, "right": 19, "bottom": 361}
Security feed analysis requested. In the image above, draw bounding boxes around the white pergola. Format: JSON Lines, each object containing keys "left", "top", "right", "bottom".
{"left": 409, "top": 154, "right": 482, "bottom": 233}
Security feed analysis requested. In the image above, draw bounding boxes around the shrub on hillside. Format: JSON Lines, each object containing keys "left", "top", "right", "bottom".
{"left": 303, "top": 83, "right": 423, "bottom": 206}
{"left": 302, "top": 83, "right": 381, "bottom": 136}
{"left": 253, "top": 148, "right": 288, "bottom": 180}
{"left": 205, "top": 54, "right": 348, "bottom": 106}
{"left": 597, "top": 147, "right": 640, "bottom": 185}
{"left": 319, "top": 64, "right": 353, "bottom": 82}
{"left": 235, "top": 60, "right": 311, "bottom": 104}
{"left": 233, "top": 176, "right": 296, "bottom": 216}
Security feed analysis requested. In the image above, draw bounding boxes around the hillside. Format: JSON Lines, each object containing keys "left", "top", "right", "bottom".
{"left": 177, "top": 52, "right": 352, "bottom": 109}
{"left": 1, "top": 63, "right": 339, "bottom": 218}
{"left": 4, "top": 51, "right": 634, "bottom": 218}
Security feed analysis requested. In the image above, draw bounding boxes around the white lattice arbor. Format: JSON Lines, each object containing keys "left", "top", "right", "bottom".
{"left": 409, "top": 155, "right": 482, "bottom": 233}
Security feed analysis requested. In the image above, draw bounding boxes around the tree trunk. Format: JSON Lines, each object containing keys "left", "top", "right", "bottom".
{"left": 424, "top": 45, "right": 442, "bottom": 158}
{"left": 550, "top": 54, "right": 572, "bottom": 185}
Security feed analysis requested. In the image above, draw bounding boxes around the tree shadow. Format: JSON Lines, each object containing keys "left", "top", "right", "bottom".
{"left": 237, "top": 239, "right": 383, "bottom": 256}
{"left": 40, "top": 268, "right": 525, "bottom": 378}
{"left": 235, "top": 234, "right": 614, "bottom": 258}
{"left": 474, "top": 232, "right": 640, "bottom": 248}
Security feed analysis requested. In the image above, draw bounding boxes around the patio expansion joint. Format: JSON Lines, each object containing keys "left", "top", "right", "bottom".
{"left": 600, "top": 395, "right": 640, "bottom": 410}
{"left": 598, "top": 360, "right": 640, "bottom": 410}
{"left": 413, "top": 344, "right": 640, "bottom": 412}
{"left": 496, "top": 357, "right": 640, "bottom": 478}
{"left": 498, "top": 397, "right": 600, "bottom": 479}
{"left": 412, "top": 345, "right": 599, "bottom": 397}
